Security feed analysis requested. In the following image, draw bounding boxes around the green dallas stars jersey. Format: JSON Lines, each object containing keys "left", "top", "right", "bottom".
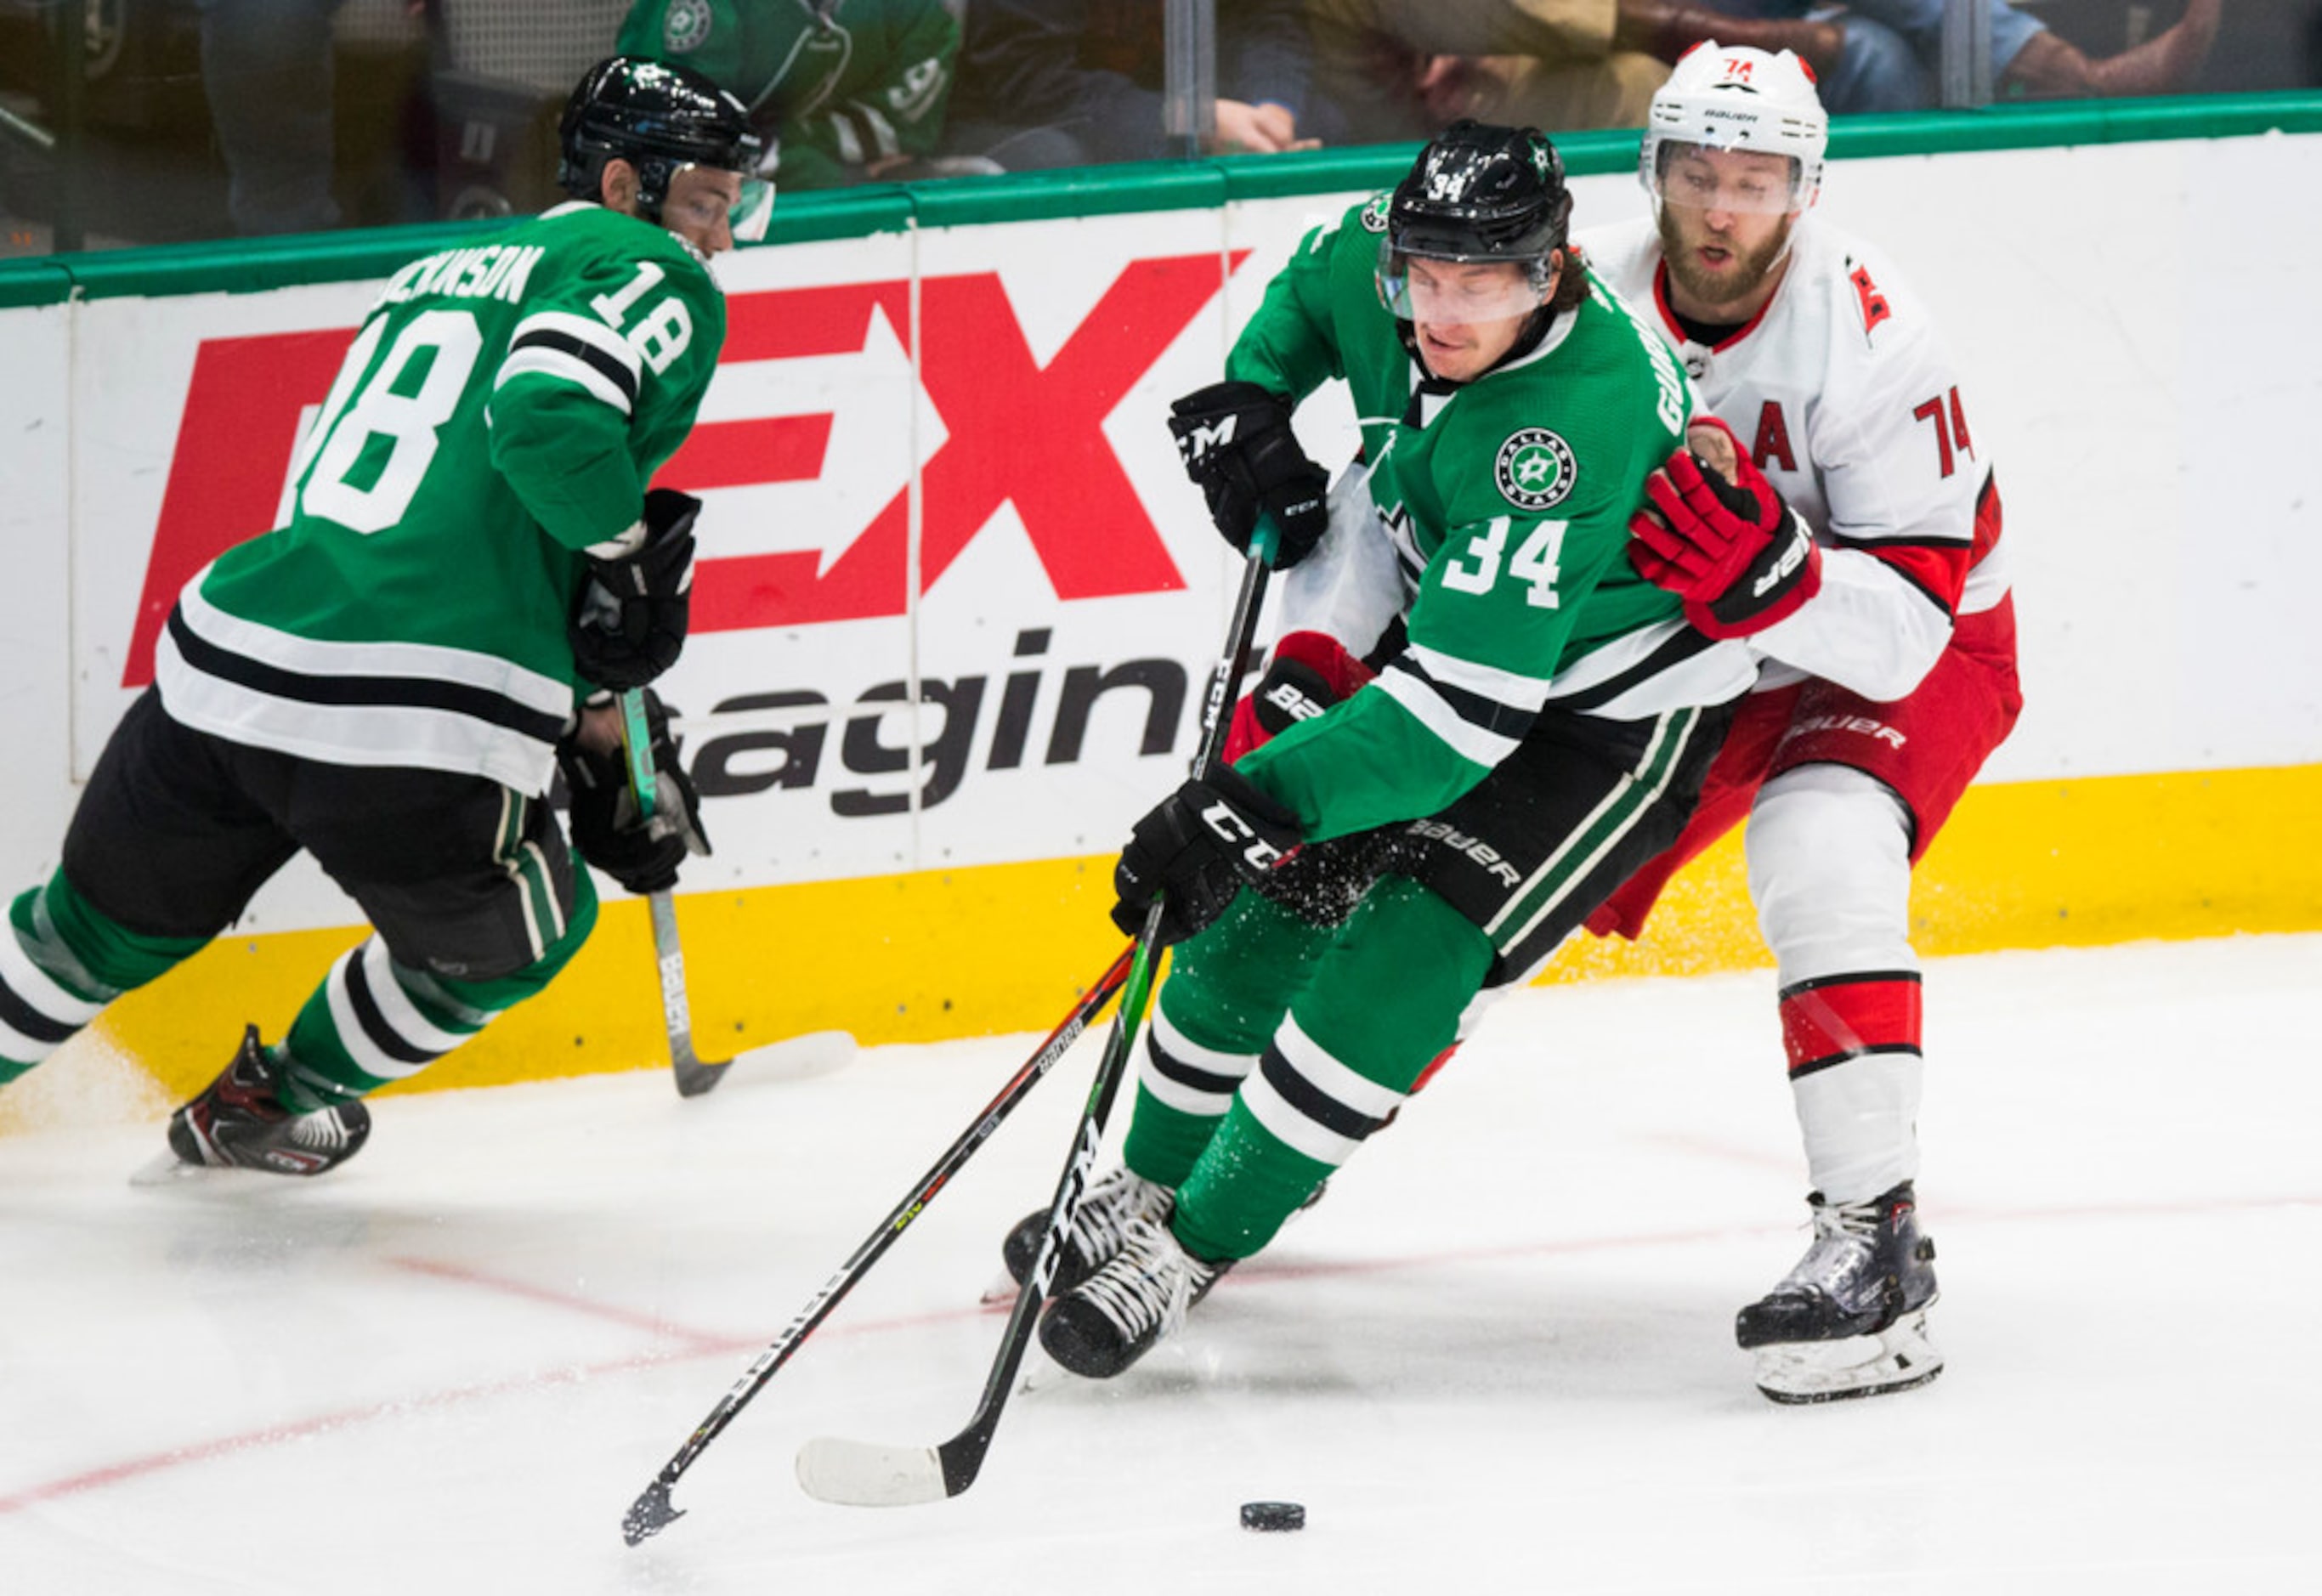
{"left": 619, "top": 0, "right": 958, "bottom": 190}
{"left": 156, "top": 202, "right": 727, "bottom": 797}
{"left": 1226, "top": 195, "right": 1757, "bottom": 843}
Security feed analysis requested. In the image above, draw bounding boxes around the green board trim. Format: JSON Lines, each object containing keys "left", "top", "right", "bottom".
{"left": 2, "top": 91, "right": 2315, "bottom": 306}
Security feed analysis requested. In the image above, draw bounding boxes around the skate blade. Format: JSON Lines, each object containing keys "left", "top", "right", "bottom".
{"left": 128, "top": 1149, "right": 222, "bottom": 1187}
{"left": 1753, "top": 1303, "right": 1944, "bottom": 1405}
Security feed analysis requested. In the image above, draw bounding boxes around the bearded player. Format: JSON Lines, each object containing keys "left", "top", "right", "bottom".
{"left": 1581, "top": 43, "right": 2022, "bottom": 1401}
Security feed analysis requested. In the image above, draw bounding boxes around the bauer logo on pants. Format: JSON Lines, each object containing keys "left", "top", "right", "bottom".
{"left": 1496, "top": 428, "right": 1575, "bottom": 511}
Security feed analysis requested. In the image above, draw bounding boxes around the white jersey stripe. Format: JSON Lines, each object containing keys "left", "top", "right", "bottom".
{"left": 356, "top": 937, "right": 474, "bottom": 1056}
{"left": 1239, "top": 1064, "right": 1365, "bottom": 1167}
{"left": 1373, "top": 667, "right": 1522, "bottom": 768}
{"left": 495, "top": 346, "right": 632, "bottom": 416}
{"left": 177, "top": 580, "right": 572, "bottom": 716}
{"left": 157, "top": 630, "right": 560, "bottom": 795}
{"left": 0, "top": 922, "right": 105, "bottom": 1028}
{"left": 322, "top": 948, "right": 429, "bottom": 1081}
{"left": 1272, "top": 1015, "right": 1407, "bottom": 1121}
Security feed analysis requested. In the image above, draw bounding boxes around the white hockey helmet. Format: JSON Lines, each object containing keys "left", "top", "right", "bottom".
{"left": 1640, "top": 42, "right": 1828, "bottom": 214}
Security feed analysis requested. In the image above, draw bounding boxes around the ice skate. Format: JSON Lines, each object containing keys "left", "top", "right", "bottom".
{"left": 1737, "top": 1180, "right": 1942, "bottom": 1404}
{"left": 160, "top": 1025, "right": 371, "bottom": 1178}
{"left": 1000, "top": 1167, "right": 1176, "bottom": 1294}
{"left": 1038, "top": 1215, "right": 1228, "bottom": 1379}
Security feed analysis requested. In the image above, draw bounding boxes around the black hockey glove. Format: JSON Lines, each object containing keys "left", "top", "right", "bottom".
{"left": 569, "top": 488, "right": 700, "bottom": 692}
{"left": 1629, "top": 417, "right": 1821, "bottom": 641}
{"left": 1112, "top": 766, "right": 1304, "bottom": 944}
{"left": 1167, "top": 380, "right": 1329, "bottom": 569}
{"left": 556, "top": 690, "right": 711, "bottom": 896}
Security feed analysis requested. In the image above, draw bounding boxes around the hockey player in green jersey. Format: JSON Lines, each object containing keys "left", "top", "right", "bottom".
{"left": 1000, "top": 122, "right": 1769, "bottom": 1379}
{"left": 0, "top": 57, "right": 764, "bottom": 1177}
{"left": 618, "top": 0, "right": 964, "bottom": 190}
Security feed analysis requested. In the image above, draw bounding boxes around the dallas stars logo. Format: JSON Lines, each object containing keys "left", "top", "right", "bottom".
{"left": 1360, "top": 194, "right": 1390, "bottom": 233}
{"left": 664, "top": 0, "right": 714, "bottom": 54}
{"left": 1495, "top": 428, "right": 1576, "bottom": 510}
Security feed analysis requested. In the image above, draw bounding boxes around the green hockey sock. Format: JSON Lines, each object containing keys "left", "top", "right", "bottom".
{"left": 1170, "top": 878, "right": 1492, "bottom": 1261}
{"left": 3, "top": 874, "right": 201, "bottom": 1083}
{"left": 280, "top": 885, "right": 596, "bottom": 1109}
{"left": 1121, "top": 885, "right": 1338, "bottom": 1190}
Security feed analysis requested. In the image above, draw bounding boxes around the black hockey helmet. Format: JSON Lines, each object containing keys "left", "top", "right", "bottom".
{"left": 1389, "top": 121, "right": 1572, "bottom": 269}
{"left": 1379, "top": 122, "right": 1572, "bottom": 326}
{"left": 558, "top": 55, "right": 767, "bottom": 222}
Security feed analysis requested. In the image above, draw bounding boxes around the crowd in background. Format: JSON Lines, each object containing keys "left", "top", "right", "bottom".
{"left": 0, "top": 0, "right": 2290, "bottom": 252}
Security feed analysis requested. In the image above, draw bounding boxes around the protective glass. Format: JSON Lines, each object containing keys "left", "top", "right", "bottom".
{"left": 1649, "top": 143, "right": 1805, "bottom": 216}
{"left": 730, "top": 178, "right": 775, "bottom": 244}
{"left": 1376, "top": 246, "right": 1545, "bottom": 326}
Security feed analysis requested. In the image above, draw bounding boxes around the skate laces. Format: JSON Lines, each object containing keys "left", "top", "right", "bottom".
{"left": 1780, "top": 1195, "right": 1886, "bottom": 1300}
{"left": 1071, "top": 1171, "right": 1170, "bottom": 1265}
{"left": 1077, "top": 1216, "right": 1213, "bottom": 1343}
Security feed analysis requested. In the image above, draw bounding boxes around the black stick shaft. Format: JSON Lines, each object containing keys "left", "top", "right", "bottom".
{"left": 622, "top": 946, "right": 1136, "bottom": 1540}
{"left": 928, "top": 537, "right": 1277, "bottom": 1497}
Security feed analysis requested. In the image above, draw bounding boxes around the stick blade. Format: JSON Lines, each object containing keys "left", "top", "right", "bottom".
{"left": 620, "top": 1480, "right": 684, "bottom": 1545}
{"left": 795, "top": 1435, "right": 950, "bottom": 1507}
{"left": 735, "top": 1029, "right": 857, "bottom": 1084}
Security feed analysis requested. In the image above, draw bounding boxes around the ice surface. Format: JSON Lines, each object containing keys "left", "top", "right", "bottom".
{"left": 3, "top": 934, "right": 2318, "bottom": 1593}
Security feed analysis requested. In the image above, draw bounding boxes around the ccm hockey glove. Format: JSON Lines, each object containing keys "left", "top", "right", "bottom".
{"left": 1630, "top": 416, "right": 1821, "bottom": 640}
{"left": 1167, "top": 381, "right": 1330, "bottom": 569}
{"left": 570, "top": 488, "right": 700, "bottom": 691}
{"left": 557, "top": 690, "right": 711, "bottom": 896}
{"left": 1113, "top": 765, "right": 1304, "bottom": 944}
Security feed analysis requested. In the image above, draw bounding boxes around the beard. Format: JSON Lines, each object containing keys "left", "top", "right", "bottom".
{"left": 1657, "top": 207, "right": 1794, "bottom": 312}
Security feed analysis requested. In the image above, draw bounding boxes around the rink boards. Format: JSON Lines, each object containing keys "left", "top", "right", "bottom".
{"left": 1, "top": 100, "right": 2317, "bottom": 1100}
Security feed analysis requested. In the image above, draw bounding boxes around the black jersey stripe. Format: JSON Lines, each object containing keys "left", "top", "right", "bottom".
{"left": 343, "top": 947, "right": 444, "bottom": 1067}
{"left": 1790, "top": 1040, "right": 1924, "bottom": 1078}
{"left": 0, "top": 976, "right": 76, "bottom": 1045}
{"left": 1257, "top": 1043, "right": 1390, "bottom": 1144}
{"left": 507, "top": 325, "right": 640, "bottom": 407}
{"left": 1147, "top": 1033, "right": 1246, "bottom": 1099}
{"left": 167, "top": 609, "right": 569, "bottom": 746}
{"left": 1385, "top": 654, "right": 1538, "bottom": 742}
{"left": 1547, "top": 626, "right": 1720, "bottom": 714}
{"left": 1778, "top": 969, "right": 1923, "bottom": 1001}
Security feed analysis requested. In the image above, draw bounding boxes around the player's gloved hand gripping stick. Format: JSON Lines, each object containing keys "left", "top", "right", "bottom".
{"left": 790, "top": 521, "right": 1284, "bottom": 1509}
{"left": 614, "top": 689, "right": 853, "bottom": 1099}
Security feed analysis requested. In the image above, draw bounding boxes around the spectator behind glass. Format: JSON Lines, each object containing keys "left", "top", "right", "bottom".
{"left": 1643, "top": 2, "right": 2223, "bottom": 114}
{"left": 1302, "top": 0, "right": 1671, "bottom": 140}
{"left": 943, "top": 0, "right": 1326, "bottom": 172}
{"left": 616, "top": 0, "right": 983, "bottom": 188}
{"left": 197, "top": 0, "right": 352, "bottom": 235}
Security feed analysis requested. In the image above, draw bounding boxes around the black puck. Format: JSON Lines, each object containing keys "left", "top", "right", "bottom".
{"left": 1240, "top": 1501, "right": 1305, "bottom": 1532}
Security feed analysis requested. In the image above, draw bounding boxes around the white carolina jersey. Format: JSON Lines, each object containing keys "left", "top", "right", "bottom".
{"left": 1582, "top": 214, "right": 2009, "bottom": 702}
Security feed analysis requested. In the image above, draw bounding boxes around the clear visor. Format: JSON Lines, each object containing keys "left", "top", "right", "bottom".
{"left": 1376, "top": 245, "right": 1547, "bottom": 326}
{"left": 1649, "top": 142, "right": 1804, "bottom": 215}
{"left": 730, "top": 176, "right": 775, "bottom": 244}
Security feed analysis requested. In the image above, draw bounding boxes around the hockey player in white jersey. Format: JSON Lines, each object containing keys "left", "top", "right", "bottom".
{"left": 1580, "top": 42, "right": 2022, "bottom": 1401}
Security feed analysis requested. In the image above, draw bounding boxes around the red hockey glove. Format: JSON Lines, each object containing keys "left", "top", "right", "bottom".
{"left": 1629, "top": 416, "right": 1821, "bottom": 640}
{"left": 1224, "top": 631, "right": 1377, "bottom": 763}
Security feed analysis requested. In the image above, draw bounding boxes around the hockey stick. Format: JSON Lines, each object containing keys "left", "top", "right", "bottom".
{"left": 614, "top": 690, "right": 857, "bottom": 1095}
{"left": 619, "top": 942, "right": 1137, "bottom": 1544}
{"left": 795, "top": 531, "right": 1278, "bottom": 1508}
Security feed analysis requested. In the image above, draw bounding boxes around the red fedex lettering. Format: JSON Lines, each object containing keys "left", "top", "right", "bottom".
{"left": 128, "top": 255, "right": 1238, "bottom": 676}
{"left": 124, "top": 327, "right": 357, "bottom": 685}
{"left": 692, "top": 253, "right": 1237, "bottom": 631}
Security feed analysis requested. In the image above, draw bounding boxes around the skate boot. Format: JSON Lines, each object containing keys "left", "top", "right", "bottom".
{"left": 1038, "top": 1215, "right": 1229, "bottom": 1378}
{"left": 1736, "top": 1180, "right": 1942, "bottom": 1404}
{"left": 165, "top": 1026, "right": 372, "bottom": 1177}
{"left": 1001, "top": 1168, "right": 1176, "bottom": 1294}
